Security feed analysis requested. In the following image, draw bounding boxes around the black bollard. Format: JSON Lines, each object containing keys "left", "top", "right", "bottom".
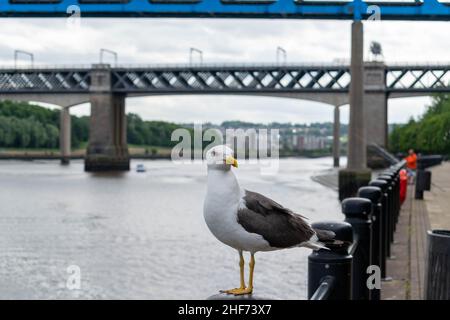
{"left": 383, "top": 173, "right": 396, "bottom": 246}
{"left": 369, "top": 179, "right": 389, "bottom": 279}
{"left": 358, "top": 186, "right": 382, "bottom": 300}
{"left": 342, "top": 197, "right": 372, "bottom": 300}
{"left": 394, "top": 169, "right": 401, "bottom": 222}
{"left": 378, "top": 174, "right": 394, "bottom": 255}
{"left": 415, "top": 169, "right": 431, "bottom": 199}
{"left": 392, "top": 169, "right": 400, "bottom": 224}
{"left": 384, "top": 170, "right": 400, "bottom": 227}
{"left": 308, "top": 221, "right": 353, "bottom": 300}
{"left": 381, "top": 172, "right": 398, "bottom": 242}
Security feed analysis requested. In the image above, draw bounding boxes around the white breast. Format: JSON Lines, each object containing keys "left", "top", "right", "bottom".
{"left": 203, "top": 169, "right": 272, "bottom": 253}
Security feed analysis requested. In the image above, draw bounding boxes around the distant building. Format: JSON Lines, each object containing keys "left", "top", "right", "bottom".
{"left": 296, "top": 135, "right": 327, "bottom": 150}
{"left": 281, "top": 132, "right": 328, "bottom": 151}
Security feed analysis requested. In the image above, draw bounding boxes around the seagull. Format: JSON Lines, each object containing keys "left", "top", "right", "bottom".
{"left": 203, "top": 145, "right": 335, "bottom": 296}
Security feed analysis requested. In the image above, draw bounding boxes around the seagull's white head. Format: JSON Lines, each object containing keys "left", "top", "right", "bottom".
{"left": 205, "top": 145, "right": 238, "bottom": 170}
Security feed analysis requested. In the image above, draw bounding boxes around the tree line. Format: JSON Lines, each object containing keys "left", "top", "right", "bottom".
{"left": 0, "top": 100, "right": 183, "bottom": 149}
{"left": 389, "top": 93, "right": 450, "bottom": 157}
{"left": 0, "top": 100, "right": 89, "bottom": 149}
{"left": 7, "top": 97, "right": 448, "bottom": 155}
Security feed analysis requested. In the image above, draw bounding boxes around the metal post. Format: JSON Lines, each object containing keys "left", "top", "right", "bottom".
{"left": 358, "top": 186, "right": 382, "bottom": 300}
{"left": 369, "top": 179, "right": 389, "bottom": 279}
{"left": 391, "top": 169, "right": 400, "bottom": 225}
{"left": 415, "top": 169, "right": 431, "bottom": 200}
{"left": 386, "top": 169, "right": 401, "bottom": 227}
{"left": 189, "top": 47, "right": 203, "bottom": 65}
{"left": 100, "top": 48, "right": 118, "bottom": 66}
{"left": 308, "top": 221, "right": 353, "bottom": 300}
{"left": 415, "top": 169, "right": 425, "bottom": 199}
{"left": 392, "top": 163, "right": 405, "bottom": 221}
{"left": 342, "top": 197, "right": 373, "bottom": 300}
{"left": 14, "top": 50, "right": 34, "bottom": 68}
{"left": 381, "top": 171, "right": 397, "bottom": 230}
{"left": 333, "top": 105, "right": 340, "bottom": 168}
{"left": 276, "top": 46, "right": 287, "bottom": 64}
{"left": 378, "top": 174, "right": 395, "bottom": 251}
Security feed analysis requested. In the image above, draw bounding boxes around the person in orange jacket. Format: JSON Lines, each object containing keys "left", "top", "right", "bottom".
{"left": 405, "top": 149, "right": 417, "bottom": 185}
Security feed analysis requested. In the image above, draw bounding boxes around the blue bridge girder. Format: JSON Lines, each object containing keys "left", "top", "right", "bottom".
{"left": 0, "top": 0, "right": 449, "bottom": 20}
{"left": 0, "top": 64, "right": 449, "bottom": 94}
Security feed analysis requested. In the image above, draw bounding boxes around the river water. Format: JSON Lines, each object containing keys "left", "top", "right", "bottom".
{"left": 0, "top": 157, "right": 342, "bottom": 300}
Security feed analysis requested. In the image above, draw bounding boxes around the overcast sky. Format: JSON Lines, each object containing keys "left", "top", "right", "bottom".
{"left": 0, "top": 18, "right": 448, "bottom": 124}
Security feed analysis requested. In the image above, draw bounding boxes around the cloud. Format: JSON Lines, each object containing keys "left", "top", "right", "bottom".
{"left": 125, "top": 95, "right": 335, "bottom": 124}
{"left": 0, "top": 18, "right": 447, "bottom": 124}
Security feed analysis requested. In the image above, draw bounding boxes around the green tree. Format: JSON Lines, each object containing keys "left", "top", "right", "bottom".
{"left": 389, "top": 93, "right": 450, "bottom": 156}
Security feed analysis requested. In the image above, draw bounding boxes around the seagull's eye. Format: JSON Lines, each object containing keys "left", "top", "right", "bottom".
{"left": 211, "top": 150, "right": 216, "bottom": 156}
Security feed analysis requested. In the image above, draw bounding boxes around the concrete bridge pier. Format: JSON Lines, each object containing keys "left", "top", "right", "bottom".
{"left": 339, "top": 21, "right": 371, "bottom": 201}
{"left": 85, "top": 65, "right": 129, "bottom": 171}
{"left": 60, "top": 107, "right": 71, "bottom": 165}
{"left": 347, "top": 21, "right": 366, "bottom": 170}
{"left": 333, "top": 105, "right": 340, "bottom": 168}
{"left": 364, "top": 62, "right": 389, "bottom": 168}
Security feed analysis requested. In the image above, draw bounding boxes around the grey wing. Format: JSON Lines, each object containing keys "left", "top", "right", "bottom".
{"left": 237, "top": 190, "right": 315, "bottom": 248}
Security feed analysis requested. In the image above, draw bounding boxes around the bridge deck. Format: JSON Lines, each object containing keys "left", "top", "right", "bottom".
{"left": 1, "top": 0, "right": 450, "bottom": 20}
{"left": 0, "top": 64, "right": 449, "bottom": 94}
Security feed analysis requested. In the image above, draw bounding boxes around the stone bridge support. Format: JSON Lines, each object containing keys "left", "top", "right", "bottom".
{"left": 333, "top": 105, "right": 340, "bottom": 168}
{"left": 364, "top": 62, "right": 389, "bottom": 168}
{"left": 339, "top": 21, "right": 371, "bottom": 201}
{"left": 0, "top": 93, "right": 90, "bottom": 165}
{"left": 60, "top": 107, "right": 71, "bottom": 164}
{"left": 85, "top": 64, "right": 129, "bottom": 171}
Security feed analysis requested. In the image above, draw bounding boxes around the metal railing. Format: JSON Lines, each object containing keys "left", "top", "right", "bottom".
{"left": 309, "top": 276, "right": 335, "bottom": 300}
{"left": 308, "top": 161, "right": 406, "bottom": 300}
{"left": 0, "top": 61, "right": 449, "bottom": 71}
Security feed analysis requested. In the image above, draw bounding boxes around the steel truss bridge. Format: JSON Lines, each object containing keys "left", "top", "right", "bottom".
{"left": 0, "top": 0, "right": 449, "bottom": 20}
{"left": 0, "top": 64, "right": 448, "bottom": 95}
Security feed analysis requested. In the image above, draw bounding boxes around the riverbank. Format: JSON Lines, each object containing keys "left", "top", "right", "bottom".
{"left": 0, "top": 148, "right": 336, "bottom": 160}
{"left": 0, "top": 145, "right": 173, "bottom": 160}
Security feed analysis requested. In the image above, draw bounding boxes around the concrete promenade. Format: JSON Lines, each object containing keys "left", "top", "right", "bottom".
{"left": 382, "top": 161, "right": 450, "bottom": 300}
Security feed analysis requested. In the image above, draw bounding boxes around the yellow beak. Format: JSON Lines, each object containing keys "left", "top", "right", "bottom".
{"left": 225, "top": 156, "right": 238, "bottom": 168}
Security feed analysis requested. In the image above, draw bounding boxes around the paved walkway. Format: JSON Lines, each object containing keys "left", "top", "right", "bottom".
{"left": 423, "top": 162, "right": 450, "bottom": 230}
{"left": 381, "top": 162, "right": 450, "bottom": 300}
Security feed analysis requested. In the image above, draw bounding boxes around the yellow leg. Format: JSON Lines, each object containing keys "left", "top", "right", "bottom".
{"left": 248, "top": 253, "right": 255, "bottom": 293}
{"left": 221, "top": 252, "right": 254, "bottom": 296}
{"left": 239, "top": 251, "right": 245, "bottom": 289}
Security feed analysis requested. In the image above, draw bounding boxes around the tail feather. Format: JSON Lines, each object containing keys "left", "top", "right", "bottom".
{"left": 303, "top": 240, "right": 330, "bottom": 251}
{"left": 303, "top": 229, "right": 336, "bottom": 251}
{"left": 301, "top": 229, "right": 335, "bottom": 251}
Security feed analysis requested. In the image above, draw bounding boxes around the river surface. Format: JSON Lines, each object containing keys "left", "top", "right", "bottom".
{"left": 0, "top": 157, "right": 342, "bottom": 300}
